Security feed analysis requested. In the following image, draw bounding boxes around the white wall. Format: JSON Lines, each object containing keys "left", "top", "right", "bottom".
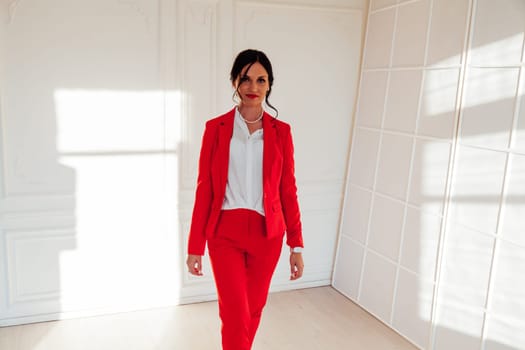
{"left": 1, "top": 0, "right": 182, "bottom": 327}
{"left": 334, "top": 0, "right": 525, "bottom": 349}
{"left": 179, "top": 0, "right": 367, "bottom": 303}
{"left": 0, "top": 0, "right": 367, "bottom": 326}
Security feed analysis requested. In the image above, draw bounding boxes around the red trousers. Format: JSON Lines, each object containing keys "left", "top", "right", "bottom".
{"left": 208, "top": 209, "right": 283, "bottom": 350}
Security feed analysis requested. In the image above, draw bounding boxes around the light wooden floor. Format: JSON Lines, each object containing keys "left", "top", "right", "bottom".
{"left": 0, "top": 287, "right": 417, "bottom": 350}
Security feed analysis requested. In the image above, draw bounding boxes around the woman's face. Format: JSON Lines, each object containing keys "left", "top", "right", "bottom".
{"left": 234, "top": 62, "right": 270, "bottom": 107}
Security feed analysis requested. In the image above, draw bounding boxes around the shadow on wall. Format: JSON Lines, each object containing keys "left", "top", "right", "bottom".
{"left": 337, "top": 1, "right": 524, "bottom": 349}
{"left": 0, "top": 1, "right": 78, "bottom": 346}
{"left": 389, "top": 5, "right": 525, "bottom": 350}
{"left": 412, "top": 76, "right": 524, "bottom": 350}
{"left": 0, "top": 1, "right": 181, "bottom": 345}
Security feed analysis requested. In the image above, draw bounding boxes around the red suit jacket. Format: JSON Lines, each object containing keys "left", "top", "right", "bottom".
{"left": 187, "top": 108, "right": 304, "bottom": 255}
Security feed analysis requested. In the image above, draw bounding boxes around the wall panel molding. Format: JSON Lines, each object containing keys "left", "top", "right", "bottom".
{"left": 0, "top": 195, "right": 75, "bottom": 214}
{"left": 180, "top": 0, "right": 221, "bottom": 189}
{"left": 5, "top": 229, "right": 75, "bottom": 304}
{"left": 0, "top": 2, "right": 7, "bottom": 201}
{"left": 237, "top": 0, "right": 364, "bottom": 12}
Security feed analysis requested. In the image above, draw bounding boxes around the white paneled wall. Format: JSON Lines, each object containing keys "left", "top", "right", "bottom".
{"left": 1, "top": 0, "right": 181, "bottom": 327}
{"left": 179, "top": 0, "right": 366, "bottom": 302}
{"left": 334, "top": 0, "right": 525, "bottom": 349}
{"left": 0, "top": 0, "right": 366, "bottom": 326}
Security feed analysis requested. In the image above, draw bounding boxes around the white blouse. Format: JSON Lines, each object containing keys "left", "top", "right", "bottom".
{"left": 222, "top": 108, "right": 265, "bottom": 216}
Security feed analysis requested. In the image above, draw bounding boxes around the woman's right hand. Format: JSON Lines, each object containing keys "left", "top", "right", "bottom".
{"left": 186, "top": 254, "right": 203, "bottom": 276}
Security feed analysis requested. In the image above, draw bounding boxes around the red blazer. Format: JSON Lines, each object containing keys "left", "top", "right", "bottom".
{"left": 187, "top": 108, "right": 304, "bottom": 255}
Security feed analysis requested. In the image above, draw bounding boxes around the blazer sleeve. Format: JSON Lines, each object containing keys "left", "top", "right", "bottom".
{"left": 187, "top": 121, "right": 215, "bottom": 255}
{"left": 279, "top": 124, "right": 304, "bottom": 248}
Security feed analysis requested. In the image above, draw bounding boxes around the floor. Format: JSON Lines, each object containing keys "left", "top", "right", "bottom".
{"left": 0, "top": 287, "right": 417, "bottom": 350}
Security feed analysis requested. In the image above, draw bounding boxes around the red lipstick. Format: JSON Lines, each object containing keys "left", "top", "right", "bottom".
{"left": 246, "top": 94, "right": 258, "bottom": 99}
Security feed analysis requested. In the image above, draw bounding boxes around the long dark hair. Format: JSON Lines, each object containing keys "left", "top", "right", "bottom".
{"left": 230, "top": 49, "right": 278, "bottom": 117}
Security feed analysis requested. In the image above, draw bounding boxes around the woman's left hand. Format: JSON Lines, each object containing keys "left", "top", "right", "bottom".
{"left": 289, "top": 253, "right": 304, "bottom": 280}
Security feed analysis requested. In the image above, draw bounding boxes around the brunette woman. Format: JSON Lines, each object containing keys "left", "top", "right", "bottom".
{"left": 186, "top": 49, "right": 304, "bottom": 350}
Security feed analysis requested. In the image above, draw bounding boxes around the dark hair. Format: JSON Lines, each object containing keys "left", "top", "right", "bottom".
{"left": 230, "top": 49, "right": 278, "bottom": 117}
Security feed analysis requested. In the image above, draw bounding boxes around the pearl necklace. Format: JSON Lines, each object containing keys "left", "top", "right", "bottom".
{"left": 239, "top": 109, "right": 264, "bottom": 124}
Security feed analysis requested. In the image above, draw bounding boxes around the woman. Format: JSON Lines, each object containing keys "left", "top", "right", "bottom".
{"left": 186, "top": 49, "right": 304, "bottom": 350}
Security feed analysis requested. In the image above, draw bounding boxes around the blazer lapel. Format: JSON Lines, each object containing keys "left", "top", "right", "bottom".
{"left": 216, "top": 108, "right": 235, "bottom": 195}
{"left": 263, "top": 112, "right": 278, "bottom": 191}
